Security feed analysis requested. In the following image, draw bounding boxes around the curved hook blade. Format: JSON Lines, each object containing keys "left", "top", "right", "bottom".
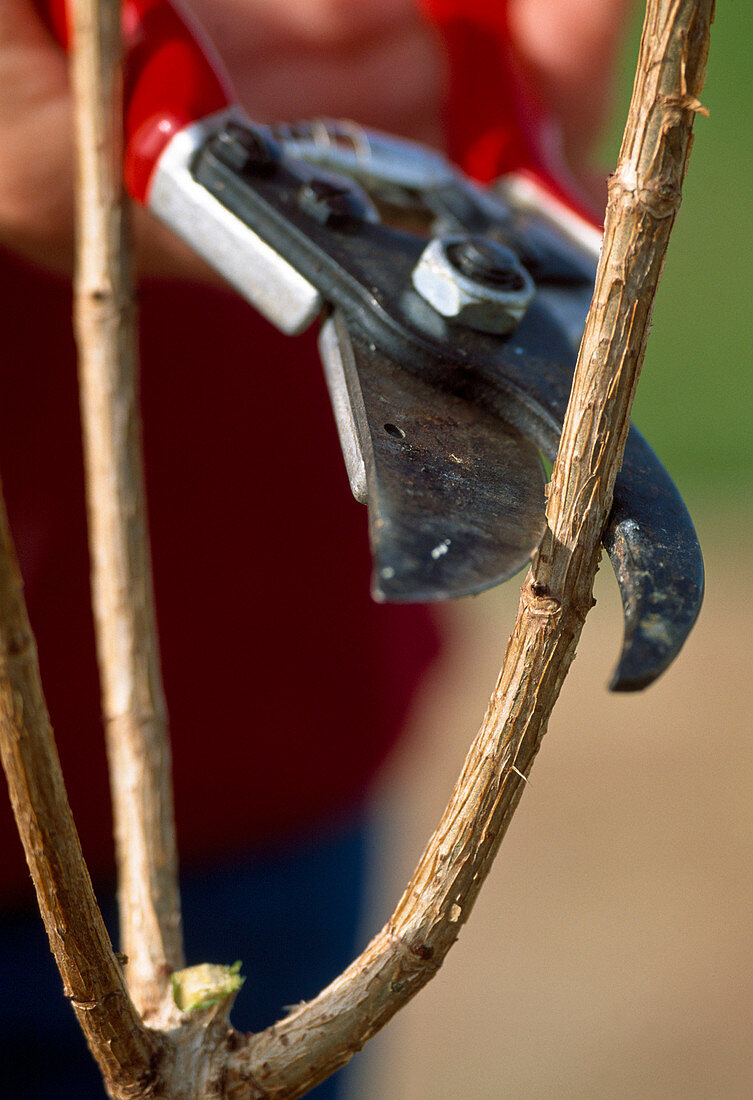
{"left": 459, "top": 304, "right": 706, "bottom": 692}
{"left": 605, "top": 428, "right": 704, "bottom": 691}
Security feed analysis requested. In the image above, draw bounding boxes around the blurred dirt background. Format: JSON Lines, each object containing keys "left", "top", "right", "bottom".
{"left": 351, "top": 4, "right": 753, "bottom": 1096}
{"left": 354, "top": 514, "right": 752, "bottom": 1098}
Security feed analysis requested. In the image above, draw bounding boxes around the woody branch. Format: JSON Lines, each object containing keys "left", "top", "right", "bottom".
{"left": 214, "top": 1, "right": 714, "bottom": 1095}
{"left": 0, "top": 0, "right": 713, "bottom": 1097}
{"left": 69, "top": 0, "right": 184, "bottom": 1019}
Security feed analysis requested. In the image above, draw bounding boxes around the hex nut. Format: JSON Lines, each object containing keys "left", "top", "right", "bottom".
{"left": 411, "top": 236, "right": 535, "bottom": 334}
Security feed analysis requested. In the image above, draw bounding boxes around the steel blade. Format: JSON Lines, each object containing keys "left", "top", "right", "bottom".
{"left": 320, "top": 311, "right": 546, "bottom": 602}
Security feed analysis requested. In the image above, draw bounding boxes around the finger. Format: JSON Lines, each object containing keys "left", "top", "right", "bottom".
{"left": 0, "top": 0, "right": 63, "bottom": 52}
{"left": 509, "top": 0, "right": 635, "bottom": 156}
{"left": 0, "top": 0, "right": 68, "bottom": 119}
{"left": 0, "top": 0, "right": 72, "bottom": 259}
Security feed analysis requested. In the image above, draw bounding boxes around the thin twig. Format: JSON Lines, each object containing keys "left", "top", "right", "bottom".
{"left": 70, "top": 0, "right": 184, "bottom": 1017}
{"left": 0, "top": 0, "right": 713, "bottom": 1095}
{"left": 0, "top": 491, "right": 161, "bottom": 1095}
{"left": 211, "top": 1, "right": 714, "bottom": 1095}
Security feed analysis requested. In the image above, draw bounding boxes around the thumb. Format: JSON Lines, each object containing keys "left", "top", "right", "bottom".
{"left": 0, "top": 0, "right": 73, "bottom": 265}
{"left": 0, "top": 0, "right": 64, "bottom": 50}
{"left": 0, "top": 0, "right": 68, "bottom": 121}
{"left": 0, "top": 0, "right": 68, "bottom": 78}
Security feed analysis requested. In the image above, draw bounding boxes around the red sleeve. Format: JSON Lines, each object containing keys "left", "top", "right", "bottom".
{"left": 0, "top": 255, "right": 440, "bottom": 904}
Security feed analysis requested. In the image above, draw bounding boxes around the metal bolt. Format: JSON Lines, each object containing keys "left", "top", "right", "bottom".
{"left": 411, "top": 235, "right": 535, "bottom": 335}
{"left": 211, "top": 123, "right": 281, "bottom": 175}
{"left": 445, "top": 237, "right": 527, "bottom": 291}
{"left": 297, "top": 178, "right": 371, "bottom": 228}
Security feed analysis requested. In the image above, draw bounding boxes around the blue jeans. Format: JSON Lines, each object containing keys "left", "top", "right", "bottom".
{"left": 0, "top": 815, "right": 368, "bottom": 1099}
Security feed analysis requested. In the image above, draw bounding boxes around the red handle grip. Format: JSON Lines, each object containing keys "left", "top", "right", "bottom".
{"left": 42, "top": 0, "right": 231, "bottom": 202}
{"left": 418, "top": 0, "right": 601, "bottom": 230}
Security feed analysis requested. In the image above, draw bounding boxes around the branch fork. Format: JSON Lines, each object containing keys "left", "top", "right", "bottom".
{"left": 0, "top": 1, "right": 713, "bottom": 1097}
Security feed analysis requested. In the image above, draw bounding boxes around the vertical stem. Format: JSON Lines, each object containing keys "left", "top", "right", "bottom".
{"left": 0, "top": 489, "right": 161, "bottom": 1097}
{"left": 219, "top": 1, "right": 715, "bottom": 1095}
{"left": 70, "top": 0, "right": 184, "bottom": 1016}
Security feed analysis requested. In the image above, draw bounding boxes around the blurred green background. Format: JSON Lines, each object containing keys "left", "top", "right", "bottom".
{"left": 605, "top": 3, "right": 753, "bottom": 509}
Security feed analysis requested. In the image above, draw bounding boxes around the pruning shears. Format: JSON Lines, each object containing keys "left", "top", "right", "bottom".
{"left": 45, "top": 0, "right": 704, "bottom": 691}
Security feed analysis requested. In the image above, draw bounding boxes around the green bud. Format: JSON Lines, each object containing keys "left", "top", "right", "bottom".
{"left": 171, "top": 960, "right": 244, "bottom": 1012}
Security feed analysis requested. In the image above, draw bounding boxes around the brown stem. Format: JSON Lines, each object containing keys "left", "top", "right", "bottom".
{"left": 70, "top": 0, "right": 184, "bottom": 1017}
{"left": 0, "top": 489, "right": 162, "bottom": 1096}
{"left": 0, "top": 0, "right": 712, "bottom": 1095}
{"left": 212, "top": 1, "right": 714, "bottom": 1095}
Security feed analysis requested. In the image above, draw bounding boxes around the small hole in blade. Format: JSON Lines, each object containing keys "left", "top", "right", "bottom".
{"left": 383, "top": 423, "right": 405, "bottom": 439}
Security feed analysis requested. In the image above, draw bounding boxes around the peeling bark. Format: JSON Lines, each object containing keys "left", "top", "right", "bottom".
{"left": 69, "top": 0, "right": 184, "bottom": 1018}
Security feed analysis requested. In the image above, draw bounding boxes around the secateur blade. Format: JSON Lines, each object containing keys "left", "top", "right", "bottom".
{"left": 319, "top": 311, "right": 546, "bottom": 601}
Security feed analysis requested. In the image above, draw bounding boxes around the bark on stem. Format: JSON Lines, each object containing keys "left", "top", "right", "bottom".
{"left": 0, "top": 0, "right": 711, "bottom": 1094}
{"left": 212, "top": 2, "right": 714, "bottom": 1096}
{"left": 0, "top": 491, "right": 161, "bottom": 1096}
{"left": 70, "top": 0, "right": 184, "bottom": 1017}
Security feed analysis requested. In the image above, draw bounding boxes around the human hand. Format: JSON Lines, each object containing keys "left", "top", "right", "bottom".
{"left": 0, "top": 0, "right": 630, "bottom": 278}
{"left": 0, "top": 1, "right": 76, "bottom": 270}
{"left": 0, "top": 0, "right": 445, "bottom": 276}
